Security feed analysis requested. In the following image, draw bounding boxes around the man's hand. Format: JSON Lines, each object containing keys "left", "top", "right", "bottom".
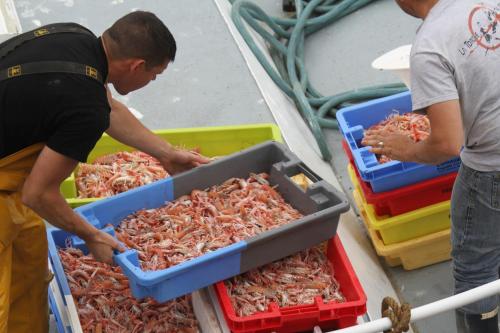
{"left": 362, "top": 129, "right": 416, "bottom": 162}
{"left": 83, "top": 230, "right": 125, "bottom": 265}
{"left": 362, "top": 101, "right": 463, "bottom": 165}
{"left": 159, "top": 148, "right": 211, "bottom": 175}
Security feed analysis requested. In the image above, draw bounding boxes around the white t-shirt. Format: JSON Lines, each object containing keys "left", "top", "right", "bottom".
{"left": 410, "top": 0, "right": 500, "bottom": 171}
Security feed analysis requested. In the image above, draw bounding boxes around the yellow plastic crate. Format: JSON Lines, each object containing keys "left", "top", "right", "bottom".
{"left": 61, "top": 124, "right": 283, "bottom": 207}
{"left": 353, "top": 188, "right": 451, "bottom": 270}
{"left": 348, "top": 164, "right": 450, "bottom": 244}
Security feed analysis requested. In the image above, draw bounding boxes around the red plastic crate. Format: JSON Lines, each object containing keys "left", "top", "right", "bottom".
{"left": 214, "top": 236, "right": 367, "bottom": 333}
{"left": 341, "top": 139, "right": 355, "bottom": 164}
{"left": 348, "top": 162, "right": 457, "bottom": 216}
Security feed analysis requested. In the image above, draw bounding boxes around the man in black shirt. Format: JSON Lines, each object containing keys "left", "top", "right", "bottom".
{"left": 0, "top": 11, "right": 209, "bottom": 332}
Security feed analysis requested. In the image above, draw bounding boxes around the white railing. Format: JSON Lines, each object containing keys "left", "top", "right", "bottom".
{"left": 325, "top": 279, "right": 500, "bottom": 333}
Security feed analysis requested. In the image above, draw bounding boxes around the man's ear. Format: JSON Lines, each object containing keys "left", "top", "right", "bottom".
{"left": 129, "top": 59, "right": 146, "bottom": 72}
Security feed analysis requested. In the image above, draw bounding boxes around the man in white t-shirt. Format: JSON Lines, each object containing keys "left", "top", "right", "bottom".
{"left": 363, "top": 1, "right": 500, "bottom": 332}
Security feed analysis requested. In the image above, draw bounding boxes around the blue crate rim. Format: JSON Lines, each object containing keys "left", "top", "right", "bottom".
{"left": 336, "top": 90, "right": 411, "bottom": 133}
{"left": 48, "top": 284, "right": 67, "bottom": 333}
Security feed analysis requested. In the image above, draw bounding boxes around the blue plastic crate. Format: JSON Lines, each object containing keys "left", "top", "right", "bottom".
{"left": 48, "top": 288, "right": 65, "bottom": 333}
{"left": 336, "top": 91, "right": 460, "bottom": 192}
{"left": 47, "top": 141, "right": 349, "bottom": 303}
{"left": 48, "top": 257, "right": 82, "bottom": 332}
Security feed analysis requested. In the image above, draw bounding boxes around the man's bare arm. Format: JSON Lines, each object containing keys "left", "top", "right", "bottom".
{"left": 22, "top": 146, "right": 123, "bottom": 264}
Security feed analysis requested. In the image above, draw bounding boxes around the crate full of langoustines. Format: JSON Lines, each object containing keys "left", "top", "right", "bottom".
{"left": 336, "top": 91, "right": 460, "bottom": 193}
{"left": 49, "top": 141, "right": 350, "bottom": 309}
{"left": 213, "top": 236, "right": 367, "bottom": 333}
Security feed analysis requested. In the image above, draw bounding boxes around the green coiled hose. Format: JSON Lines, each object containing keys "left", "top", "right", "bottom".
{"left": 228, "top": 0, "right": 408, "bottom": 160}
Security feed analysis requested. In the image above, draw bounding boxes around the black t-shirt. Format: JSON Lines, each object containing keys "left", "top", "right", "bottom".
{"left": 0, "top": 24, "right": 110, "bottom": 162}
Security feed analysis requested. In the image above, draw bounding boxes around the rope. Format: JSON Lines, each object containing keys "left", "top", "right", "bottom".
{"left": 228, "top": 0, "right": 408, "bottom": 161}
{"left": 381, "top": 296, "right": 411, "bottom": 333}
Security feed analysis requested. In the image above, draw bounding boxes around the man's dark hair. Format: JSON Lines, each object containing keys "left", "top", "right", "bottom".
{"left": 104, "top": 11, "right": 176, "bottom": 68}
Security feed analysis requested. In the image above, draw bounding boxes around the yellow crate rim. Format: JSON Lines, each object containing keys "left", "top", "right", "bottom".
{"left": 353, "top": 188, "right": 451, "bottom": 256}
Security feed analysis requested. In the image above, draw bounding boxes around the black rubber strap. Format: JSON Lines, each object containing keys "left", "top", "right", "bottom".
{"left": 0, "top": 23, "right": 104, "bottom": 84}
{"left": 0, "top": 61, "right": 104, "bottom": 84}
{"left": 0, "top": 23, "right": 95, "bottom": 60}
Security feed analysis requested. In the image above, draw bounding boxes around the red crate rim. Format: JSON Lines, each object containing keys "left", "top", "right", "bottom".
{"left": 341, "top": 139, "right": 355, "bottom": 163}
{"left": 348, "top": 161, "right": 457, "bottom": 201}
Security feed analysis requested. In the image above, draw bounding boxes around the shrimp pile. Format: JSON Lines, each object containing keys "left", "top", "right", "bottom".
{"left": 224, "top": 245, "right": 345, "bottom": 317}
{"left": 76, "top": 151, "right": 169, "bottom": 198}
{"left": 59, "top": 248, "right": 199, "bottom": 333}
{"left": 115, "top": 172, "right": 303, "bottom": 271}
{"left": 365, "top": 111, "right": 430, "bottom": 163}
{"left": 60, "top": 172, "right": 305, "bottom": 331}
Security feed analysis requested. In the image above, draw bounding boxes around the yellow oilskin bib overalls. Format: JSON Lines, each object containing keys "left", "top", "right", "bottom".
{"left": 0, "top": 143, "right": 51, "bottom": 333}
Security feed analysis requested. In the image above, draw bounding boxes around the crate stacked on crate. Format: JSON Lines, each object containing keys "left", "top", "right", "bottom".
{"left": 337, "top": 91, "right": 459, "bottom": 270}
{"left": 49, "top": 136, "right": 365, "bottom": 333}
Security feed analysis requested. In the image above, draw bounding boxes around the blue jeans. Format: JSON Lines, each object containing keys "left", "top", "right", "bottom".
{"left": 451, "top": 163, "right": 500, "bottom": 314}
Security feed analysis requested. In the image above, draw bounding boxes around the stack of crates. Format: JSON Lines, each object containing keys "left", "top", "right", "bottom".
{"left": 337, "top": 91, "right": 460, "bottom": 270}
{"left": 49, "top": 124, "right": 367, "bottom": 333}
